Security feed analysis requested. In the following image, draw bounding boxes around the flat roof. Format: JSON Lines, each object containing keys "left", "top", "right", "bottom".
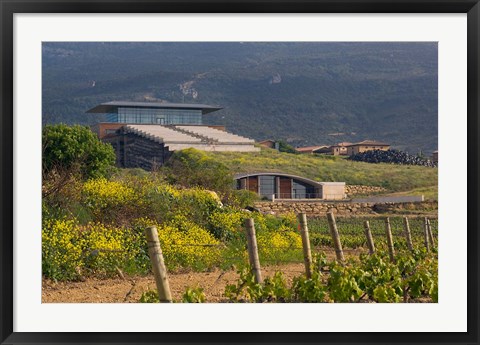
{"left": 296, "top": 145, "right": 329, "bottom": 152}
{"left": 347, "top": 140, "right": 390, "bottom": 147}
{"left": 86, "top": 101, "right": 222, "bottom": 115}
{"left": 332, "top": 142, "right": 352, "bottom": 147}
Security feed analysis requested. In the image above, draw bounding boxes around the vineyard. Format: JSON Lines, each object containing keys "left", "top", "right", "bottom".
{"left": 42, "top": 175, "right": 437, "bottom": 303}
{"left": 138, "top": 213, "right": 438, "bottom": 303}
{"left": 41, "top": 127, "right": 438, "bottom": 304}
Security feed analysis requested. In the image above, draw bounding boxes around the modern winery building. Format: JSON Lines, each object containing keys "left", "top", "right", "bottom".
{"left": 234, "top": 172, "right": 346, "bottom": 200}
{"left": 87, "top": 101, "right": 259, "bottom": 170}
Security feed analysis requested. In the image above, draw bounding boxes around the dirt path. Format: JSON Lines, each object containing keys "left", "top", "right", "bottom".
{"left": 42, "top": 248, "right": 368, "bottom": 303}
{"left": 42, "top": 263, "right": 308, "bottom": 303}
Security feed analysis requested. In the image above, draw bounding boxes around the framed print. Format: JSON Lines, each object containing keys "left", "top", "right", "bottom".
{"left": 1, "top": 0, "right": 479, "bottom": 344}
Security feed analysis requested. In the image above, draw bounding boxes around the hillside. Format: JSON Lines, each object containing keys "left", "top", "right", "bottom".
{"left": 42, "top": 42, "right": 438, "bottom": 154}
{"left": 203, "top": 148, "right": 438, "bottom": 198}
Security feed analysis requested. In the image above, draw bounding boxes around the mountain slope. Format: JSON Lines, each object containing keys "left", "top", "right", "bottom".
{"left": 42, "top": 42, "right": 438, "bottom": 154}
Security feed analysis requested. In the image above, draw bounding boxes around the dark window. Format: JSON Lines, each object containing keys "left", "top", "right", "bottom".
{"left": 259, "top": 176, "right": 276, "bottom": 198}
{"left": 292, "top": 180, "right": 315, "bottom": 199}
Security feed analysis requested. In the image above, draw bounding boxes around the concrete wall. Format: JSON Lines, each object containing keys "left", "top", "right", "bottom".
{"left": 321, "top": 183, "right": 346, "bottom": 200}
{"left": 254, "top": 200, "right": 437, "bottom": 216}
{"left": 93, "top": 123, "right": 125, "bottom": 139}
{"left": 332, "top": 146, "right": 348, "bottom": 155}
{"left": 347, "top": 145, "right": 390, "bottom": 156}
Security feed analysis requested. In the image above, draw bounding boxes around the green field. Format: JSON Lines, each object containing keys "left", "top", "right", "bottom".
{"left": 203, "top": 148, "right": 438, "bottom": 198}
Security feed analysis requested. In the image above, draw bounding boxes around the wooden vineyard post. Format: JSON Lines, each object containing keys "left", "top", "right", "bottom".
{"left": 245, "top": 218, "right": 263, "bottom": 284}
{"left": 363, "top": 220, "right": 375, "bottom": 255}
{"left": 427, "top": 218, "right": 436, "bottom": 247}
{"left": 423, "top": 217, "right": 430, "bottom": 252}
{"left": 403, "top": 216, "right": 414, "bottom": 251}
{"left": 298, "top": 213, "right": 313, "bottom": 278}
{"left": 145, "top": 226, "right": 172, "bottom": 303}
{"left": 326, "top": 212, "right": 345, "bottom": 263}
{"left": 384, "top": 217, "right": 395, "bottom": 262}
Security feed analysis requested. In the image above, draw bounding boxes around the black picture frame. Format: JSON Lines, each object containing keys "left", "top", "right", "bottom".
{"left": 1, "top": 1, "right": 479, "bottom": 344}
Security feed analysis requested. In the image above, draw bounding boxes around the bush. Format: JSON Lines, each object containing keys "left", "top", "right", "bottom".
{"left": 225, "top": 269, "right": 291, "bottom": 302}
{"left": 256, "top": 229, "right": 302, "bottom": 263}
{"left": 133, "top": 217, "right": 222, "bottom": 271}
{"left": 207, "top": 207, "right": 247, "bottom": 240}
{"left": 175, "top": 188, "right": 223, "bottom": 227}
{"left": 139, "top": 286, "right": 206, "bottom": 303}
{"left": 42, "top": 217, "right": 149, "bottom": 280}
{"left": 182, "top": 286, "right": 206, "bottom": 303}
{"left": 81, "top": 222, "right": 132, "bottom": 276}
{"left": 292, "top": 271, "right": 328, "bottom": 302}
{"left": 42, "top": 215, "right": 224, "bottom": 280}
{"left": 250, "top": 212, "right": 303, "bottom": 263}
{"left": 163, "top": 148, "right": 234, "bottom": 195}
{"left": 42, "top": 218, "right": 84, "bottom": 281}
{"left": 43, "top": 124, "right": 116, "bottom": 180}
{"left": 80, "top": 176, "right": 223, "bottom": 227}
{"left": 223, "top": 189, "right": 259, "bottom": 208}
{"left": 277, "top": 140, "right": 297, "bottom": 154}
{"left": 82, "top": 178, "right": 139, "bottom": 223}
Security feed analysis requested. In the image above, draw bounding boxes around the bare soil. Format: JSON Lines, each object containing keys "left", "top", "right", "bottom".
{"left": 42, "top": 248, "right": 383, "bottom": 303}
{"left": 42, "top": 263, "right": 307, "bottom": 303}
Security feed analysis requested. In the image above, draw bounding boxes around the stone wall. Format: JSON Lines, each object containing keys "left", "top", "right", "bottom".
{"left": 345, "top": 185, "right": 387, "bottom": 196}
{"left": 254, "top": 200, "right": 437, "bottom": 216}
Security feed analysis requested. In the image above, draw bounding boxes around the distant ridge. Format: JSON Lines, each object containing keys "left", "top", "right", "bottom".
{"left": 42, "top": 42, "right": 438, "bottom": 154}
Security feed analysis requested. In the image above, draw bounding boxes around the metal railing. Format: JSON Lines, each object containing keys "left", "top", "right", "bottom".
{"left": 272, "top": 193, "right": 346, "bottom": 200}
{"left": 273, "top": 193, "right": 321, "bottom": 199}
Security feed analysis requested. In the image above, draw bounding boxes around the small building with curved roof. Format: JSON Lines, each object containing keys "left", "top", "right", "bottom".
{"left": 234, "top": 172, "right": 345, "bottom": 200}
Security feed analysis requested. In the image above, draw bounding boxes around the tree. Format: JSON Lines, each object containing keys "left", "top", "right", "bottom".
{"left": 42, "top": 124, "right": 116, "bottom": 180}
{"left": 277, "top": 140, "right": 297, "bottom": 154}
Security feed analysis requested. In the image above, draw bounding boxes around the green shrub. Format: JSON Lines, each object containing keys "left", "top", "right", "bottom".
{"left": 42, "top": 218, "right": 83, "bottom": 281}
{"left": 225, "top": 268, "right": 291, "bottom": 302}
{"left": 133, "top": 217, "right": 222, "bottom": 271}
{"left": 182, "top": 286, "right": 206, "bottom": 303}
{"left": 292, "top": 271, "right": 328, "bottom": 302}
{"left": 223, "top": 189, "right": 259, "bottom": 208}
{"left": 139, "top": 290, "right": 160, "bottom": 303}
{"left": 163, "top": 148, "right": 234, "bottom": 195}
{"left": 277, "top": 140, "right": 297, "bottom": 154}
{"left": 139, "top": 286, "right": 207, "bottom": 303}
{"left": 82, "top": 177, "right": 140, "bottom": 223}
{"left": 43, "top": 124, "right": 116, "bottom": 180}
{"left": 207, "top": 207, "right": 247, "bottom": 240}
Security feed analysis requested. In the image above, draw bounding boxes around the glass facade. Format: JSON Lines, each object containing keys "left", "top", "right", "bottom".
{"left": 259, "top": 176, "right": 276, "bottom": 198}
{"left": 292, "top": 180, "right": 315, "bottom": 199}
{"left": 106, "top": 113, "right": 118, "bottom": 122}
{"left": 116, "top": 107, "right": 202, "bottom": 125}
{"left": 237, "top": 175, "right": 320, "bottom": 199}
